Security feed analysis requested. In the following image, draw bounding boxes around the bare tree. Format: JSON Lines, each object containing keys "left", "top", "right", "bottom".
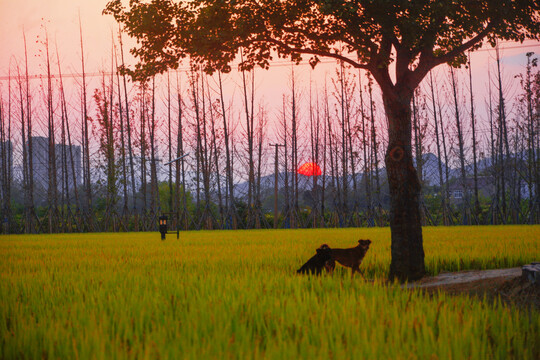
{"left": 449, "top": 66, "right": 469, "bottom": 225}
{"left": 367, "top": 73, "right": 382, "bottom": 225}
{"left": 78, "top": 15, "right": 93, "bottom": 230}
{"left": 217, "top": 71, "right": 237, "bottom": 229}
{"left": 289, "top": 66, "right": 299, "bottom": 228}
{"left": 358, "top": 71, "right": 372, "bottom": 226}
{"left": 23, "top": 30, "right": 36, "bottom": 233}
{"left": 118, "top": 28, "right": 138, "bottom": 226}
{"left": 467, "top": 52, "right": 482, "bottom": 223}
{"left": 139, "top": 83, "right": 149, "bottom": 225}
{"left": 55, "top": 41, "right": 81, "bottom": 231}
{"left": 41, "top": 28, "right": 59, "bottom": 233}
{"left": 254, "top": 103, "right": 267, "bottom": 228}
{"left": 94, "top": 71, "right": 118, "bottom": 230}
{"left": 149, "top": 77, "right": 160, "bottom": 220}
{"left": 113, "top": 37, "right": 129, "bottom": 227}
{"left": 412, "top": 90, "right": 426, "bottom": 225}
{"left": 495, "top": 45, "right": 511, "bottom": 223}
{"left": 240, "top": 52, "right": 257, "bottom": 227}
{"left": 428, "top": 71, "right": 449, "bottom": 225}
{"left": 308, "top": 74, "right": 322, "bottom": 227}
{"left": 175, "top": 71, "right": 189, "bottom": 230}
{"left": 206, "top": 75, "right": 224, "bottom": 227}
{"left": 0, "top": 71, "right": 12, "bottom": 233}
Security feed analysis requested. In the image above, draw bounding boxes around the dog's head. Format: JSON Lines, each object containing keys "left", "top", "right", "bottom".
{"left": 316, "top": 244, "right": 332, "bottom": 258}
{"left": 357, "top": 239, "right": 371, "bottom": 250}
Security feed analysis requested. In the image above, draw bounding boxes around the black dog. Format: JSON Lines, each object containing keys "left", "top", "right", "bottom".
{"left": 297, "top": 244, "right": 332, "bottom": 275}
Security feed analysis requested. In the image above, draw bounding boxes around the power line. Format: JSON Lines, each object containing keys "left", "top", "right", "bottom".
{"left": 1, "top": 43, "right": 538, "bottom": 81}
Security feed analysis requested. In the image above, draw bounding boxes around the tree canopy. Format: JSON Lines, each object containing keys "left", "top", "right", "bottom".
{"left": 105, "top": 0, "right": 539, "bottom": 94}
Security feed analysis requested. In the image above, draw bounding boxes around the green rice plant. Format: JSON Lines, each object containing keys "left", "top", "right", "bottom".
{"left": 0, "top": 226, "right": 538, "bottom": 359}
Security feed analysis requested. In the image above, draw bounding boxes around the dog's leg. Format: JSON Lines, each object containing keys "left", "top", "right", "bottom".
{"left": 352, "top": 264, "right": 364, "bottom": 278}
{"left": 325, "top": 259, "right": 335, "bottom": 274}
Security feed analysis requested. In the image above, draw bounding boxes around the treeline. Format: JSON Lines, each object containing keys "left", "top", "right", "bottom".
{"left": 0, "top": 28, "right": 538, "bottom": 233}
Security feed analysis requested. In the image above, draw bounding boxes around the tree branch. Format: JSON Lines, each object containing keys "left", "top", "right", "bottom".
{"left": 433, "top": 20, "right": 498, "bottom": 66}
{"left": 256, "top": 37, "right": 369, "bottom": 70}
{"left": 409, "top": 20, "right": 498, "bottom": 92}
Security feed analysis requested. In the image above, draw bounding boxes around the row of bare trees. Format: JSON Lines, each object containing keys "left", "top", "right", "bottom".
{"left": 0, "top": 29, "right": 538, "bottom": 233}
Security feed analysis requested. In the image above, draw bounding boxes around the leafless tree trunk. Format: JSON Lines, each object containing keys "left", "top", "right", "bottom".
{"left": 367, "top": 73, "right": 382, "bottom": 225}
{"left": 78, "top": 15, "right": 93, "bottom": 230}
{"left": 495, "top": 45, "right": 510, "bottom": 223}
{"left": 437, "top": 85, "right": 452, "bottom": 223}
{"left": 189, "top": 67, "right": 213, "bottom": 229}
{"left": 429, "top": 71, "right": 449, "bottom": 225}
{"left": 523, "top": 52, "right": 539, "bottom": 223}
{"left": 467, "top": 53, "right": 481, "bottom": 224}
{"left": 94, "top": 70, "right": 118, "bottom": 230}
{"left": 42, "top": 29, "right": 58, "bottom": 233}
{"left": 254, "top": 104, "right": 267, "bottom": 228}
{"left": 308, "top": 75, "right": 322, "bottom": 227}
{"left": 206, "top": 76, "right": 224, "bottom": 228}
{"left": 345, "top": 81, "right": 359, "bottom": 226}
{"left": 139, "top": 84, "right": 148, "bottom": 223}
{"left": 281, "top": 96, "right": 290, "bottom": 228}
{"left": 56, "top": 41, "right": 81, "bottom": 231}
{"left": 321, "top": 90, "right": 328, "bottom": 228}
{"left": 487, "top": 64, "right": 500, "bottom": 224}
{"left": 23, "top": 30, "right": 36, "bottom": 233}
{"left": 289, "top": 66, "right": 299, "bottom": 228}
{"left": 175, "top": 71, "right": 189, "bottom": 230}
{"left": 200, "top": 72, "right": 213, "bottom": 229}
{"left": 240, "top": 52, "right": 257, "bottom": 227}
{"left": 109, "top": 47, "right": 118, "bottom": 230}
{"left": 338, "top": 63, "right": 349, "bottom": 223}
{"left": 449, "top": 67, "right": 469, "bottom": 225}
{"left": 358, "top": 72, "right": 372, "bottom": 226}
{"left": 325, "top": 83, "right": 339, "bottom": 226}
{"left": 149, "top": 77, "right": 160, "bottom": 221}
{"left": 0, "top": 70, "right": 12, "bottom": 233}
{"left": 412, "top": 90, "right": 426, "bottom": 225}
{"left": 166, "top": 72, "right": 173, "bottom": 218}
{"left": 114, "top": 39, "right": 129, "bottom": 226}
{"left": 119, "top": 28, "right": 138, "bottom": 227}
{"left": 217, "top": 71, "right": 237, "bottom": 229}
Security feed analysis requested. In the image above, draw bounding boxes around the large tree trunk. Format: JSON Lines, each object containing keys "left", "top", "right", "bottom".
{"left": 383, "top": 93, "right": 425, "bottom": 282}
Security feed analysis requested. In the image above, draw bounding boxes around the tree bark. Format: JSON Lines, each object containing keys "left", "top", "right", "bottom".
{"left": 383, "top": 93, "right": 425, "bottom": 282}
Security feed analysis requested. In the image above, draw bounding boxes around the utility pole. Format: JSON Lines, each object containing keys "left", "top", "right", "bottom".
{"left": 270, "top": 143, "right": 285, "bottom": 229}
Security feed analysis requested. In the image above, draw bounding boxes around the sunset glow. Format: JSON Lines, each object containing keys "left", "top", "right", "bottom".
{"left": 1, "top": 1, "right": 540, "bottom": 358}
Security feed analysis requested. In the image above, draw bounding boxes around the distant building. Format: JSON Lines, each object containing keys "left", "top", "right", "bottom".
{"left": 0, "top": 140, "right": 12, "bottom": 175}
{"left": 447, "top": 176, "right": 495, "bottom": 203}
{"left": 447, "top": 175, "right": 534, "bottom": 203}
{"left": 29, "top": 136, "right": 81, "bottom": 193}
{"left": 0, "top": 140, "right": 13, "bottom": 195}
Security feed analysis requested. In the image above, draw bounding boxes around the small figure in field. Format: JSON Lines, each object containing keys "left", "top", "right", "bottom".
{"left": 326, "top": 239, "right": 371, "bottom": 276}
{"left": 297, "top": 244, "right": 332, "bottom": 275}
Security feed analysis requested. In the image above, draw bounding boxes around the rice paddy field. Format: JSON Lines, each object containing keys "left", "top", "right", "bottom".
{"left": 1, "top": 225, "right": 539, "bottom": 359}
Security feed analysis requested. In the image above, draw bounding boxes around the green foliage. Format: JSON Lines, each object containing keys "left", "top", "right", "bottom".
{"left": 1, "top": 226, "right": 539, "bottom": 358}
{"left": 104, "top": 0, "right": 540, "bottom": 84}
{"left": 157, "top": 181, "right": 195, "bottom": 214}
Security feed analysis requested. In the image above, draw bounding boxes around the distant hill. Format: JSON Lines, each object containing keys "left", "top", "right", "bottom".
{"left": 232, "top": 152, "right": 505, "bottom": 199}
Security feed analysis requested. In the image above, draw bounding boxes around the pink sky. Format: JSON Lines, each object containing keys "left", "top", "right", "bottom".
{"left": 0, "top": 0, "right": 539, "bottom": 111}
{"left": 0, "top": 0, "right": 120, "bottom": 73}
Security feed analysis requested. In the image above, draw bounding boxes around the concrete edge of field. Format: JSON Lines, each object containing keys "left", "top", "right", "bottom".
{"left": 407, "top": 268, "right": 522, "bottom": 289}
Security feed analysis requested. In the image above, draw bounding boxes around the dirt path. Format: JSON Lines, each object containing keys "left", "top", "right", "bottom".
{"left": 408, "top": 267, "right": 522, "bottom": 289}
{"left": 406, "top": 267, "right": 539, "bottom": 309}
